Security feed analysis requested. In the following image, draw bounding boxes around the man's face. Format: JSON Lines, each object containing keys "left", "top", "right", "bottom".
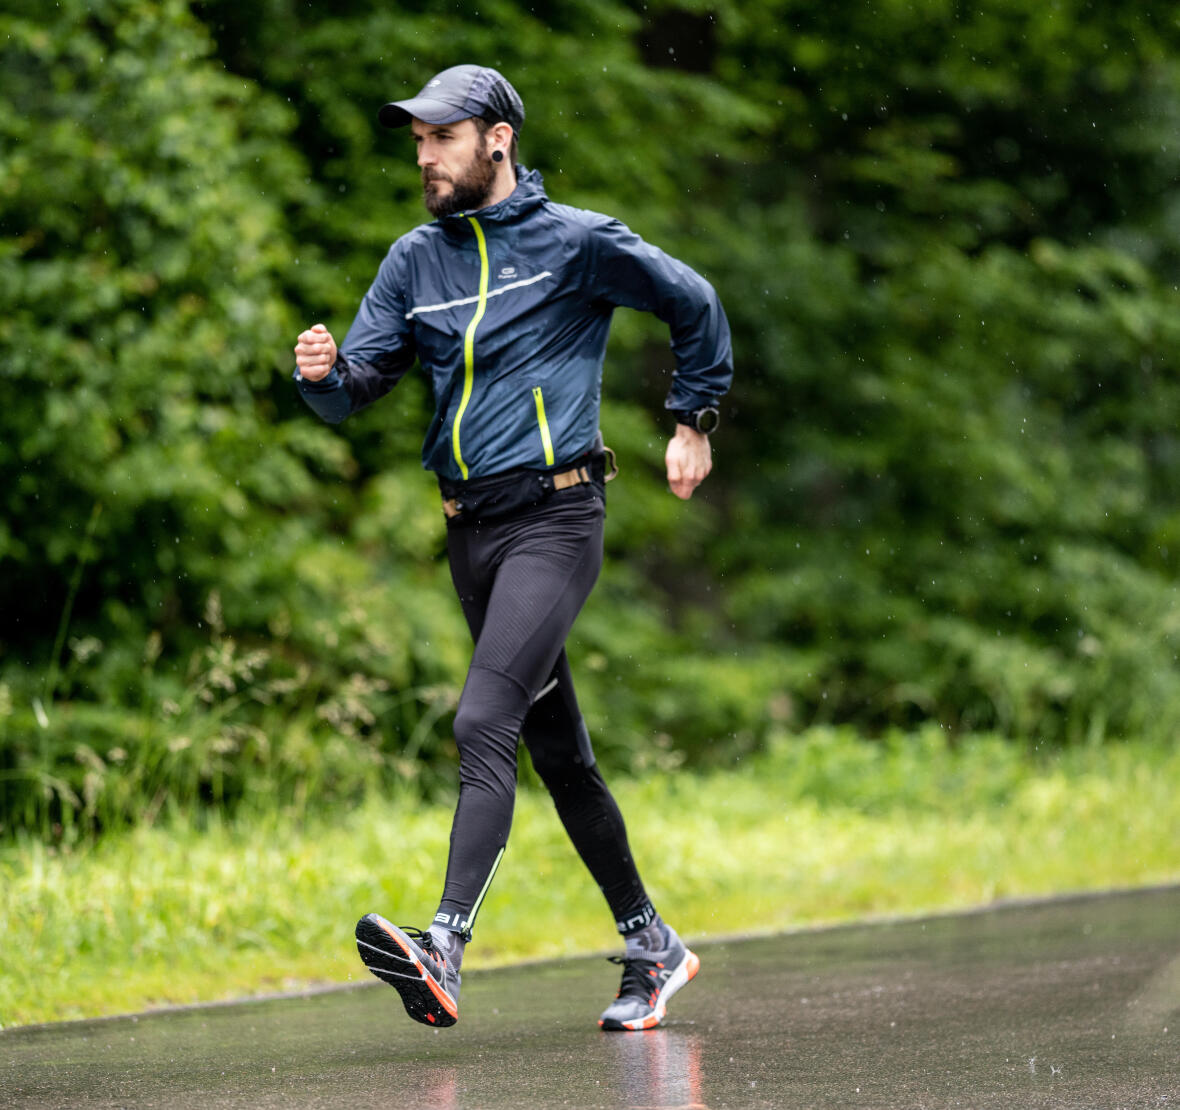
{"left": 412, "top": 118, "right": 496, "bottom": 218}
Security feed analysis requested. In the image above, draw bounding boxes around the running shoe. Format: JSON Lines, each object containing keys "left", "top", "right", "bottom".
{"left": 355, "top": 912, "right": 460, "bottom": 1028}
{"left": 598, "top": 925, "right": 700, "bottom": 1031}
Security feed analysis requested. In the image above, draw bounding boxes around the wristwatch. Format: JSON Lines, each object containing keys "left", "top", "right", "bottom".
{"left": 674, "top": 406, "right": 721, "bottom": 435}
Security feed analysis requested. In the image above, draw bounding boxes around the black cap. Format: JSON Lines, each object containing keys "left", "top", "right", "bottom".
{"left": 378, "top": 65, "right": 524, "bottom": 134}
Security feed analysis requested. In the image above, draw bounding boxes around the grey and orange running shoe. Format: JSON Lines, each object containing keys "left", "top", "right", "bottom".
{"left": 355, "top": 913, "right": 460, "bottom": 1028}
{"left": 598, "top": 925, "right": 700, "bottom": 1031}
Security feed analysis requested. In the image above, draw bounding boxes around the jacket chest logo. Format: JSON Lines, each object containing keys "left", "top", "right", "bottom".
{"left": 497, "top": 265, "right": 517, "bottom": 280}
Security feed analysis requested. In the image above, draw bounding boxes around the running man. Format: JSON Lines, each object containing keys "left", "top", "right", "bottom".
{"left": 293, "top": 65, "right": 732, "bottom": 1031}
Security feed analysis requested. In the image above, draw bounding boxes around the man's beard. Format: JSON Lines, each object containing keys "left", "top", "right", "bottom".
{"left": 423, "top": 148, "right": 497, "bottom": 218}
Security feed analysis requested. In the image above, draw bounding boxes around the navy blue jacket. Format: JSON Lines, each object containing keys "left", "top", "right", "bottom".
{"left": 296, "top": 168, "right": 733, "bottom": 482}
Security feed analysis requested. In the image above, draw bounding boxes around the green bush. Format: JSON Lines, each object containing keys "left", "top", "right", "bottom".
{"left": 7, "top": 0, "right": 1180, "bottom": 838}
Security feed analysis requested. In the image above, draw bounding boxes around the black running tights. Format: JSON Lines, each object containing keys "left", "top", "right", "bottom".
{"left": 433, "top": 489, "right": 653, "bottom": 937}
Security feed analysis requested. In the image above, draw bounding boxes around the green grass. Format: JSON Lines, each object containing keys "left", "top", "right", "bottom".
{"left": 2, "top": 727, "right": 1178, "bottom": 1028}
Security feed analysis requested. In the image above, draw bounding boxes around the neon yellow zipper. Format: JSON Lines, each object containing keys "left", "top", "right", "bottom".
{"left": 453, "top": 216, "right": 490, "bottom": 479}
{"left": 532, "top": 386, "right": 555, "bottom": 466}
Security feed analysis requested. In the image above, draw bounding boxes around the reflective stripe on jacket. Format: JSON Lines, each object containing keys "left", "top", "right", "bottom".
{"left": 295, "top": 167, "right": 733, "bottom": 481}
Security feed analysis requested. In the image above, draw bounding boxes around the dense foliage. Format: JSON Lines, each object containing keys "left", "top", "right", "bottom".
{"left": 3, "top": 0, "right": 1180, "bottom": 835}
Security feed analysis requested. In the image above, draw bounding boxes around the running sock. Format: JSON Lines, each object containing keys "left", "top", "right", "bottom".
{"left": 428, "top": 925, "right": 467, "bottom": 974}
{"left": 623, "top": 913, "right": 669, "bottom": 958}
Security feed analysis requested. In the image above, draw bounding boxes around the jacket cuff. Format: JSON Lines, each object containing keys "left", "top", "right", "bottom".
{"left": 293, "top": 364, "right": 342, "bottom": 391}
{"left": 293, "top": 363, "right": 351, "bottom": 424}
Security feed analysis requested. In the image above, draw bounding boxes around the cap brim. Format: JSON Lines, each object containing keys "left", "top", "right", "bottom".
{"left": 378, "top": 96, "right": 472, "bottom": 129}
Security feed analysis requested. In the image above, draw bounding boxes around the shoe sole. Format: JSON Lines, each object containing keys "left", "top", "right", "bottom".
{"left": 599, "top": 947, "right": 701, "bottom": 1032}
{"left": 355, "top": 913, "right": 459, "bottom": 1028}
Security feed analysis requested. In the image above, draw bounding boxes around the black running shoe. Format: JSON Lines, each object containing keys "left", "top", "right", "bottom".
{"left": 355, "top": 913, "right": 460, "bottom": 1028}
{"left": 598, "top": 924, "right": 700, "bottom": 1031}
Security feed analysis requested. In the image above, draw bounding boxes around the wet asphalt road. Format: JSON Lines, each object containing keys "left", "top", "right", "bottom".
{"left": 3, "top": 886, "right": 1178, "bottom": 1109}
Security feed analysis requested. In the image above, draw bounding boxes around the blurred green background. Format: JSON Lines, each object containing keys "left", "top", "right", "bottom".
{"left": 4, "top": 0, "right": 1180, "bottom": 840}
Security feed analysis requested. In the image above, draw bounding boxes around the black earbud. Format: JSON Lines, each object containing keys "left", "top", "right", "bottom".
{"left": 492, "top": 150, "right": 504, "bottom": 163}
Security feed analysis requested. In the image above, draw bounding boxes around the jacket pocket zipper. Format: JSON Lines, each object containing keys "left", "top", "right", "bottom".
{"left": 532, "top": 386, "right": 555, "bottom": 467}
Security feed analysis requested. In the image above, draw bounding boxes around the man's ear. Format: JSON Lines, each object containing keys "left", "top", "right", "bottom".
{"left": 489, "top": 121, "right": 514, "bottom": 159}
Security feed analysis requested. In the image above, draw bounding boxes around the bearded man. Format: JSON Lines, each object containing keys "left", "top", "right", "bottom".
{"left": 293, "top": 64, "right": 732, "bottom": 1032}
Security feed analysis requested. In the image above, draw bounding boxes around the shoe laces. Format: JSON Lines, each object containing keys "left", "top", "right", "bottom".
{"left": 607, "top": 954, "right": 662, "bottom": 1002}
{"left": 401, "top": 926, "right": 446, "bottom": 969}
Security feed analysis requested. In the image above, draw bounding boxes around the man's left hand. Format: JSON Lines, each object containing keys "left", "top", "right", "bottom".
{"left": 665, "top": 424, "right": 712, "bottom": 500}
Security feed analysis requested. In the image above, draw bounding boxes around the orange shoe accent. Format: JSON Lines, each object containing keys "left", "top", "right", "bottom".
{"left": 423, "top": 969, "right": 458, "bottom": 1017}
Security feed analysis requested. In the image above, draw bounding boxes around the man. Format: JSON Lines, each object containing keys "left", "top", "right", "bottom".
{"left": 293, "top": 64, "right": 732, "bottom": 1032}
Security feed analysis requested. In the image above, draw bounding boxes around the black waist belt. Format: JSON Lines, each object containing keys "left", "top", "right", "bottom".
{"left": 439, "top": 446, "right": 617, "bottom": 523}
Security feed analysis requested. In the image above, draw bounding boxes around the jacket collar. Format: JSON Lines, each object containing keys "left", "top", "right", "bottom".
{"left": 437, "top": 166, "right": 547, "bottom": 232}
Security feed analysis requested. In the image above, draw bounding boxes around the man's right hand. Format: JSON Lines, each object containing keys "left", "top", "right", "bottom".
{"left": 294, "top": 323, "right": 338, "bottom": 381}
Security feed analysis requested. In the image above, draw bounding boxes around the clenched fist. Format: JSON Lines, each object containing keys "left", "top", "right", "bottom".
{"left": 294, "top": 323, "right": 338, "bottom": 381}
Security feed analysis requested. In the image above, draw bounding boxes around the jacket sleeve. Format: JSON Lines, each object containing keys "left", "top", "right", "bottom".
{"left": 583, "top": 216, "right": 733, "bottom": 413}
{"left": 293, "top": 245, "right": 417, "bottom": 424}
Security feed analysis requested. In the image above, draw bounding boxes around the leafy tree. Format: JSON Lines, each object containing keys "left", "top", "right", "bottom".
{"left": 6, "top": 0, "right": 1180, "bottom": 837}
{"left": 0, "top": 0, "right": 459, "bottom": 831}
{"left": 684, "top": 0, "right": 1180, "bottom": 739}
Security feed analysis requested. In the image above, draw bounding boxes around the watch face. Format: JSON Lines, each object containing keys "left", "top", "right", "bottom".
{"left": 695, "top": 407, "right": 720, "bottom": 434}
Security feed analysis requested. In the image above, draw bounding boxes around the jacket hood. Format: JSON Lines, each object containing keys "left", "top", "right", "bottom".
{"left": 438, "top": 166, "right": 548, "bottom": 231}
